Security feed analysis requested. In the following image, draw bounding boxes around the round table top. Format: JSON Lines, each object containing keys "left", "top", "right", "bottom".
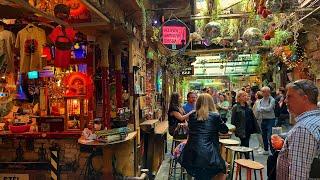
{"left": 235, "top": 159, "right": 264, "bottom": 170}
{"left": 219, "top": 138, "right": 240, "bottom": 145}
{"left": 225, "top": 146, "right": 253, "bottom": 152}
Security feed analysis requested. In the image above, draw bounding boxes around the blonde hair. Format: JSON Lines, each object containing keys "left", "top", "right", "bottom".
{"left": 236, "top": 90, "right": 247, "bottom": 102}
{"left": 196, "top": 93, "right": 217, "bottom": 121}
{"left": 261, "top": 86, "right": 270, "bottom": 92}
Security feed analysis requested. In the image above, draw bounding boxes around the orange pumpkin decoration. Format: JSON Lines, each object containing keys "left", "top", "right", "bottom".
{"left": 271, "top": 135, "right": 284, "bottom": 150}
{"left": 64, "top": 0, "right": 88, "bottom": 17}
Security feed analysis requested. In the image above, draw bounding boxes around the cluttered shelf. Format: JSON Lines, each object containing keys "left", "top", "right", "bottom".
{"left": 78, "top": 131, "right": 137, "bottom": 146}
{"left": 0, "top": 131, "right": 82, "bottom": 139}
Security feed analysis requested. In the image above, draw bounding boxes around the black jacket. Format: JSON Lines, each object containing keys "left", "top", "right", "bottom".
{"left": 231, "top": 103, "right": 261, "bottom": 138}
{"left": 180, "top": 112, "right": 228, "bottom": 174}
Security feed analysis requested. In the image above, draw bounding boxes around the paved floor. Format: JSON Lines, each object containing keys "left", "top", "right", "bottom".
{"left": 154, "top": 134, "right": 269, "bottom": 180}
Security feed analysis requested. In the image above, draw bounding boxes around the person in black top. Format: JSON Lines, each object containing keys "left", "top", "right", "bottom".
{"left": 168, "top": 92, "right": 195, "bottom": 139}
{"left": 231, "top": 90, "right": 261, "bottom": 158}
{"left": 180, "top": 93, "right": 229, "bottom": 180}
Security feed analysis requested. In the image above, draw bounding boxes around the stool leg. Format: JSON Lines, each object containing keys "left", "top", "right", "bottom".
{"left": 251, "top": 151, "right": 257, "bottom": 180}
{"left": 235, "top": 164, "right": 240, "bottom": 180}
{"left": 231, "top": 151, "right": 237, "bottom": 180}
{"left": 239, "top": 162, "right": 242, "bottom": 180}
{"left": 225, "top": 148, "right": 229, "bottom": 162}
{"left": 173, "top": 159, "right": 178, "bottom": 180}
{"left": 247, "top": 168, "right": 252, "bottom": 180}
{"left": 260, "top": 169, "right": 263, "bottom": 180}
{"left": 169, "top": 140, "right": 175, "bottom": 177}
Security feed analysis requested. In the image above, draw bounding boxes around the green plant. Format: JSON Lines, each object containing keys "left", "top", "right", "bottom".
{"left": 262, "top": 30, "right": 292, "bottom": 47}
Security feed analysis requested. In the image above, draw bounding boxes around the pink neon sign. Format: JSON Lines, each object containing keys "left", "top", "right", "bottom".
{"left": 162, "top": 26, "right": 187, "bottom": 45}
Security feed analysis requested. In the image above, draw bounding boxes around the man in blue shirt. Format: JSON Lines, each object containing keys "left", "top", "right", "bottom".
{"left": 183, "top": 92, "right": 197, "bottom": 113}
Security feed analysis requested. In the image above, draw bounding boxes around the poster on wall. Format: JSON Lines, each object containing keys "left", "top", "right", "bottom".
{"left": 160, "top": 19, "right": 190, "bottom": 51}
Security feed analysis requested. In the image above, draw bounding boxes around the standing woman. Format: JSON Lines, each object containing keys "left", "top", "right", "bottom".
{"left": 231, "top": 91, "right": 260, "bottom": 154}
{"left": 168, "top": 92, "right": 195, "bottom": 139}
{"left": 218, "top": 93, "right": 230, "bottom": 123}
{"left": 180, "top": 93, "right": 228, "bottom": 180}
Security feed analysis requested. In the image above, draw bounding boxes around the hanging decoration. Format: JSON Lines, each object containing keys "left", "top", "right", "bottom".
{"left": 202, "top": 21, "right": 221, "bottom": 46}
{"left": 159, "top": 18, "right": 190, "bottom": 51}
{"left": 63, "top": 72, "right": 93, "bottom": 98}
{"left": 136, "top": 0, "right": 147, "bottom": 42}
{"left": 243, "top": 27, "right": 262, "bottom": 46}
{"left": 29, "top": 0, "right": 91, "bottom": 23}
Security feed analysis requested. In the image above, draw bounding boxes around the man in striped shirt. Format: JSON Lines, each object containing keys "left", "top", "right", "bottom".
{"left": 275, "top": 79, "right": 320, "bottom": 179}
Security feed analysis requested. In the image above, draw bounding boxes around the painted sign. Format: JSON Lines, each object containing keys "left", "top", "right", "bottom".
{"left": 162, "top": 26, "right": 187, "bottom": 45}
{"left": 0, "top": 174, "right": 29, "bottom": 180}
{"left": 160, "top": 19, "right": 190, "bottom": 51}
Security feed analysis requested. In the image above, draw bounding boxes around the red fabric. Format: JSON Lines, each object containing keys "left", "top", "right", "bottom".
{"left": 42, "top": 46, "right": 52, "bottom": 61}
{"left": 49, "top": 26, "right": 76, "bottom": 68}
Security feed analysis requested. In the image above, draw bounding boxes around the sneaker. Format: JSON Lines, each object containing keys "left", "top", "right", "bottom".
{"left": 258, "top": 150, "right": 269, "bottom": 155}
{"left": 253, "top": 146, "right": 260, "bottom": 150}
{"left": 257, "top": 147, "right": 264, "bottom": 153}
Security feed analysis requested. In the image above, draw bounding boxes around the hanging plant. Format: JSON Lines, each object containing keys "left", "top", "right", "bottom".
{"left": 136, "top": 0, "right": 146, "bottom": 42}
{"left": 262, "top": 30, "right": 292, "bottom": 47}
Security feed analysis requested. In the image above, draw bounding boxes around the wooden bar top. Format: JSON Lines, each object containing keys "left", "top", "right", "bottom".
{"left": 78, "top": 131, "right": 137, "bottom": 146}
{"left": 0, "top": 131, "right": 82, "bottom": 139}
{"left": 154, "top": 121, "right": 168, "bottom": 135}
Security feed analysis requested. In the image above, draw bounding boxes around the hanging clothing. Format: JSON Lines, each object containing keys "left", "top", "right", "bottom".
{"left": 15, "top": 24, "right": 46, "bottom": 73}
{"left": 0, "top": 29, "right": 15, "bottom": 73}
{"left": 49, "top": 26, "right": 76, "bottom": 68}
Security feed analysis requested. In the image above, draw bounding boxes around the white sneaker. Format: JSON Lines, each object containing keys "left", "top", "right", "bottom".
{"left": 257, "top": 147, "right": 264, "bottom": 153}
{"left": 258, "top": 150, "right": 269, "bottom": 155}
{"left": 253, "top": 146, "right": 260, "bottom": 150}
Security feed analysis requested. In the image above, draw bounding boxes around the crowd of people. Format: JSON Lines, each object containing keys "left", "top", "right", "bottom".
{"left": 167, "top": 79, "right": 320, "bottom": 180}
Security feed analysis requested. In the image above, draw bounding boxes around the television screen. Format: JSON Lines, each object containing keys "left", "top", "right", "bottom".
{"left": 27, "top": 71, "right": 39, "bottom": 79}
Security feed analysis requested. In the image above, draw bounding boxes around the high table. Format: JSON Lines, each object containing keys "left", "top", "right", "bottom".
{"left": 78, "top": 131, "right": 137, "bottom": 179}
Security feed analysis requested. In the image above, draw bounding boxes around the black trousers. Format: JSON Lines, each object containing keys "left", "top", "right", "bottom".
{"left": 240, "top": 134, "right": 251, "bottom": 159}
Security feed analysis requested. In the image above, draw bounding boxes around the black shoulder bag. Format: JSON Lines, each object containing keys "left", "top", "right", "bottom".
{"left": 55, "top": 27, "right": 73, "bottom": 50}
{"left": 309, "top": 147, "right": 320, "bottom": 178}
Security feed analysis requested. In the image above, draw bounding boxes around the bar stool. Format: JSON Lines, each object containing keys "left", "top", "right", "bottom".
{"left": 168, "top": 138, "right": 187, "bottom": 179}
{"left": 235, "top": 159, "right": 264, "bottom": 180}
{"left": 219, "top": 139, "right": 240, "bottom": 162}
{"left": 225, "top": 146, "right": 255, "bottom": 180}
{"left": 219, "top": 131, "right": 233, "bottom": 139}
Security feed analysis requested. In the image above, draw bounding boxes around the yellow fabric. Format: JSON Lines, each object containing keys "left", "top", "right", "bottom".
{"left": 15, "top": 24, "right": 46, "bottom": 73}
{"left": 0, "top": 29, "right": 15, "bottom": 73}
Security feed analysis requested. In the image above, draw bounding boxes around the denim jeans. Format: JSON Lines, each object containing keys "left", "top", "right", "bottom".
{"left": 261, "top": 118, "right": 276, "bottom": 151}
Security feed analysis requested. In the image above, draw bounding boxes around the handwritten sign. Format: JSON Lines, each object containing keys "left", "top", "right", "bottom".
{"left": 160, "top": 19, "right": 190, "bottom": 51}
{"left": 162, "top": 26, "right": 187, "bottom": 45}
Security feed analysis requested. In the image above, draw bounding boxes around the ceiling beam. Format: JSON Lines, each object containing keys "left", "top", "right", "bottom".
{"left": 190, "top": 13, "right": 249, "bottom": 20}
{"left": 184, "top": 46, "right": 269, "bottom": 56}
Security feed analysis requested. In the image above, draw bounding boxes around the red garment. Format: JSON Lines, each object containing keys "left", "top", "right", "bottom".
{"left": 49, "top": 26, "right": 76, "bottom": 68}
{"left": 42, "top": 46, "right": 52, "bottom": 61}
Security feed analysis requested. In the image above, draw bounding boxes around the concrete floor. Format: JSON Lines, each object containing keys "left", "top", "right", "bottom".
{"left": 154, "top": 134, "right": 269, "bottom": 180}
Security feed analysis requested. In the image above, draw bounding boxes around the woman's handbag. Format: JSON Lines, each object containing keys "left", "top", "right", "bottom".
{"left": 173, "top": 122, "right": 188, "bottom": 139}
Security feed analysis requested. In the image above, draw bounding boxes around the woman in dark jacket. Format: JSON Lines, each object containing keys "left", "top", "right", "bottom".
{"left": 231, "top": 90, "right": 260, "bottom": 150}
{"left": 180, "top": 93, "right": 229, "bottom": 180}
{"left": 168, "top": 92, "right": 195, "bottom": 139}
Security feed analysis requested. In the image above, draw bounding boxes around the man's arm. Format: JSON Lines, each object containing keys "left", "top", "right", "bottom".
{"left": 288, "top": 127, "right": 318, "bottom": 180}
